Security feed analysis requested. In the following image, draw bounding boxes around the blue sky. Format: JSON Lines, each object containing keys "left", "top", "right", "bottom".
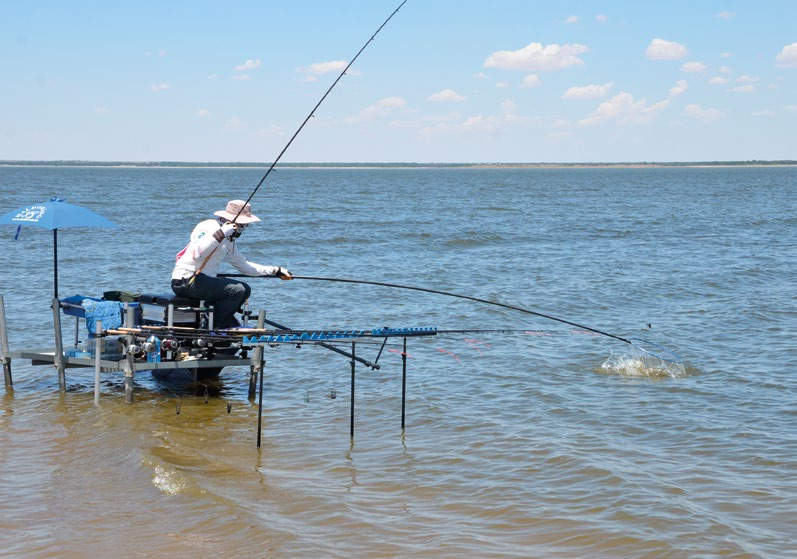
{"left": 1, "top": 1, "right": 795, "bottom": 163}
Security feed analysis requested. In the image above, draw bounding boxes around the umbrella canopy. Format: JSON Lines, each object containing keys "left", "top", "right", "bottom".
{"left": 0, "top": 197, "right": 121, "bottom": 298}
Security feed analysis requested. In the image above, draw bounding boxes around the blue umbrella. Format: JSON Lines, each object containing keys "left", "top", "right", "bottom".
{"left": 0, "top": 197, "right": 121, "bottom": 298}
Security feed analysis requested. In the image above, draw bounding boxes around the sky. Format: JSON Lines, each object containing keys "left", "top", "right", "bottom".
{"left": 1, "top": 1, "right": 795, "bottom": 163}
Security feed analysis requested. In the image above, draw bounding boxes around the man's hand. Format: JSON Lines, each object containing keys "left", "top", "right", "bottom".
{"left": 220, "top": 222, "right": 237, "bottom": 239}
{"left": 275, "top": 267, "right": 293, "bottom": 280}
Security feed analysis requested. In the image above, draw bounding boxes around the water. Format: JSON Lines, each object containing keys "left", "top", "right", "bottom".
{"left": 0, "top": 165, "right": 795, "bottom": 558}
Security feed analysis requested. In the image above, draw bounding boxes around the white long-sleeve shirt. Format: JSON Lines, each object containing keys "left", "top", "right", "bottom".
{"left": 171, "top": 219, "right": 279, "bottom": 280}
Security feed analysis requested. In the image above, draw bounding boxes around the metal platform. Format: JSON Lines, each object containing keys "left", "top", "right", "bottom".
{"left": 12, "top": 347, "right": 249, "bottom": 373}
{"left": 1, "top": 293, "right": 433, "bottom": 445}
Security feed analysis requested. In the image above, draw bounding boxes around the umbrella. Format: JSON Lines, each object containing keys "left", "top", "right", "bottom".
{"left": 0, "top": 196, "right": 121, "bottom": 298}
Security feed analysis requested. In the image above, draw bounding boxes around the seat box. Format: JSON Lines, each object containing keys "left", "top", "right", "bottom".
{"left": 138, "top": 294, "right": 203, "bottom": 326}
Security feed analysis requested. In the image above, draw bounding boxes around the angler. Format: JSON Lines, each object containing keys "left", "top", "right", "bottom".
{"left": 170, "top": 199, "right": 293, "bottom": 329}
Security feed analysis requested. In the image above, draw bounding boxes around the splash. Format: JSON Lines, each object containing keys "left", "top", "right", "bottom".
{"left": 600, "top": 349, "right": 686, "bottom": 378}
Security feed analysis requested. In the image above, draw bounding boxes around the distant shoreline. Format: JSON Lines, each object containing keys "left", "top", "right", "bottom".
{"left": 1, "top": 160, "right": 795, "bottom": 169}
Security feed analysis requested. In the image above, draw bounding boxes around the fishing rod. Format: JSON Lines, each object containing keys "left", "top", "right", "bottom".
{"left": 192, "top": 1, "right": 407, "bottom": 278}
{"left": 232, "top": 0, "right": 408, "bottom": 222}
{"left": 257, "top": 275, "right": 684, "bottom": 366}
{"left": 220, "top": 274, "right": 631, "bottom": 343}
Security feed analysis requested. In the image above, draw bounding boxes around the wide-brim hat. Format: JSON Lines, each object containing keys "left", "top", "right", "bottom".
{"left": 213, "top": 199, "right": 261, "bottom": 224}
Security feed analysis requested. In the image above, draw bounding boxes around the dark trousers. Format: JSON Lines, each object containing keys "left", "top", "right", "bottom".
{"left": 171, "top": 274, "right": 251, "bottom": 329}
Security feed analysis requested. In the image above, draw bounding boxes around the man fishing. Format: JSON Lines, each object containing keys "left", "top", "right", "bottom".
{"left": 170, "top": 199, "right": 292, "bottom": 328}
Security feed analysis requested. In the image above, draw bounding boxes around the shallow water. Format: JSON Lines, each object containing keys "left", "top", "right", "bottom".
{"left": 1, "top": 165, "right": 795, "bottom": 558}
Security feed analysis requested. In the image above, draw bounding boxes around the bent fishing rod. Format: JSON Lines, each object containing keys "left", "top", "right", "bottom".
{"left": 193, "top": 1, "right": 407, "bottom": 278}
{"left": 231, "top": 0, "right": 408, "bottom": 222}
{"left": 220, "top": 273, "right": 632, "bottom": 345}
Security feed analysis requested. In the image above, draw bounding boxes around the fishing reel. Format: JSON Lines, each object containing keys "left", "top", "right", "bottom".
{"left": 125, "top": 343, "right": 146, "bottom": 360}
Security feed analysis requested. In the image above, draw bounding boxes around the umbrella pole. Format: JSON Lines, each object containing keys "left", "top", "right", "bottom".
{"left": 53, "top": 229, "right": 58, "bottom": 298}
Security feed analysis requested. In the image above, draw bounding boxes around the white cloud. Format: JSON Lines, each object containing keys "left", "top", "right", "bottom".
{"left": 150, "top": 83, "right": 170, "bottom": 92}
{"left": 234, "top": 59, "right": 261, "bottom": 71}
{"left": 456, "top": 100, "right": 529, "bottom": 132}
{"left": 681, "top": 61, "right": 707, "bottom": 73}
{"left": 225, "top": 117, "right": 244, "bottom": 130}
{"left": 785, "top": 105, "right": 797, "bottom": 113}
{"left": 346, "top": 97, "right": 407, "bottom": 123}
{"left": 207, "top": 74, "right": 220, "bottom": 80}
{"left": 720, "top": 53, "right": 732, "bottom": 59}
{"left": 751, "top": 110, "right": 775, "bottom": 117}
{"left": 417, "top": 100, "right": 539, "bottom": 140}
{"left": 520, "top": 74, "right": 542, "bottom": 88}
{"left": 736, "top": 74, "right": 760, "bottom": 83}
{"left": 669, "top": 79, "right": 688, "bottom": 96}
{"left": 501, "top": 100, "right": 517, "bottom": 114}
{"left": 565, "top": 15, "right": 578, "bottom": 24}
{"left": 563, "top": 82, "right": 613, "bottom": 100}
{"left": 683, "top": 104, "right": 725, "bottom": 121}
{"left": 93, "top": 106, "right": 110, "bottom": 114}
{"left": 428, "top": 89, "right": 466, "bottom": 102}
{"left": 495, "top": 81, "right": 510, "bottom": 88}
{"left": 645, "top": 38, "right": 688, "bottom": 60}
{"left": 775, "top": 43, "right": 797, "bottom": 67}
{"left": 305, "top": 60, "right": 348, "bottom": 75}
{"left": 484, "top": 42, "right": 589, "bottom": 72}
{"left": 716, "top": 11, "right": 734, "bottom": 19}
{"left": 719, "top": 65, "right": 732, "bottom": 74}
{"left": 710, "top": 76, "right": 731, "bottom": 85}
{"left": 731, "top": 84, "right": 756, "bottom": 93}
{"left": 232, "top": 74, "right": 251, "bottom": 81}
{"left": 578, "top": 92, "right": 670, "bottom": 126}
{"left": 196, "top": 109, "right": 211, "bottom": 117}
{"left": 297, "top": 60, "right": 353, "bottom": 82}
{"left": 595, "top": 14, "right": 608, "bottom": 23}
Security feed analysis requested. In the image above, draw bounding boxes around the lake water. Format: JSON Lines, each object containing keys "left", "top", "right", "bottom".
{"left": 0, "top": 165, "right": 795, "bottom": 558}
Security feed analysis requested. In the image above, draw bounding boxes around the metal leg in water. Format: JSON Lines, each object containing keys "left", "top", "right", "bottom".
{"left": 123, "top": 305, "right": 136, "bottom": 403}
{"left": 94, "top": 320, "right": 102, "bottom": 406}
{"left": 0, "top": 295, "right": 12, "bottom": 388}
{"left": 401, "top": 337, "right": 407, "bottom": 432}
{"left": 256, "top": 348, "right": 265, "bottom": 448}
{"left": 124, "top": 334, "right": 135, "bottom": 403}
{"left": 249, "top": 310, "right": 265, "bottom": 400}
{"left": 350, "top": 342, "right": 356, "bottom": 440}
{"left": 52, "top": 298, "right": 66, "bottom": 392}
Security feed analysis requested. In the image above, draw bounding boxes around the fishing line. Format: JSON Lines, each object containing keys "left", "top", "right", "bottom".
{"left": 228, "top": 274, "right": 632, "bottom": 342}
{"left": 220, "top": 273, "right": 684, "bottom": 368}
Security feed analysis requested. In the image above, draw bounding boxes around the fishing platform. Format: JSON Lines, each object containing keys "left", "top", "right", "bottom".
{"left": 0, "top": 292, "right": 437, "bottom": 442}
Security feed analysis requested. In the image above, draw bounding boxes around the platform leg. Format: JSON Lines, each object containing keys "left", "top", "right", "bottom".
{"left": 0, "top": 295, "right": 12, "bottom": 389}
{"left": 124, "top": 341, "right": 135, "bottom": 403}
{"left": 401, "top": 337, "right": 407, "bottom": 432}
{"left": 249, "top": 310, "right": 265, "bottom": 400}
{"left": 94, "top": 320, "right": 102, "bottom": 406}
{"left": 350, "top": 342, "right": 356, "bottom": 440}
{"left": 52, "top": 298, "right": 66, "bottom": 392}
{"left": 256, "top": 347, "right": 265, "bottom": 448}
